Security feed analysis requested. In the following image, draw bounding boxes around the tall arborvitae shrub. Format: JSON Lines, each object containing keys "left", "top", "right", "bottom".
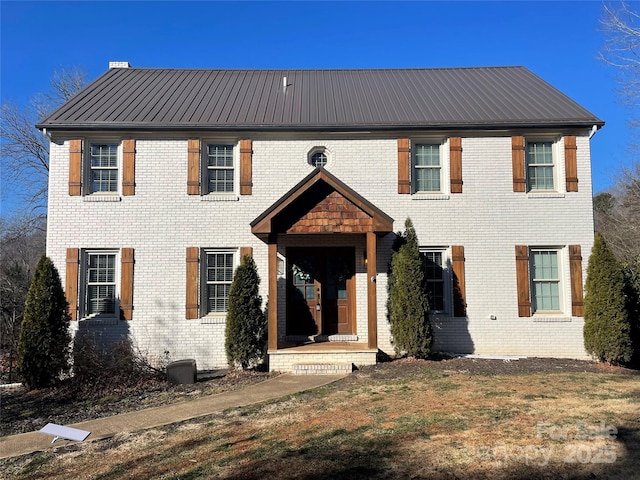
{"left": 583, "top": 233, "right": 634, "bottom": 364}
{"left": 17, "top": 255, "right": 71, "bottom": 389}
{"left": 225, "top": 254, "right": 267, "bottom": 369}
{"left": 388, "top": 218, "right": 432, "bottom": 358}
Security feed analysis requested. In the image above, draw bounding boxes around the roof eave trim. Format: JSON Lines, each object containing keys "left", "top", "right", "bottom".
{"left": 37, "top": 120, "right": 605, "bottom": 133}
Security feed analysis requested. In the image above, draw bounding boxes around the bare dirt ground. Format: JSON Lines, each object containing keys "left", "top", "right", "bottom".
{"left": 1, "top": 369, "right": 274, "bottom": 437}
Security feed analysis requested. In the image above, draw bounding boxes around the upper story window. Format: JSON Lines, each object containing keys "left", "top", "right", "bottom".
{"left": 307, "top": 146, "right": 330, "bottom": 168}
{"left": 311, "top": 151, "right": 327, "bottom": 167}
{"left": 89, "top": 144, "right": 118, "bottom": 193}
{"left": 530, "top": 249, "right": 561, "bottom": 313}
{"left": 205, "top": 144, "right": 235, "bottom": 194}
{"left": 69, "top": 138, "right": 135, "bottom": 198}
{"left": 526, "top": 141, "right": 555, "bottom": 191}
{"left": 414, "top": 143, "right": 441, "bottom": 192}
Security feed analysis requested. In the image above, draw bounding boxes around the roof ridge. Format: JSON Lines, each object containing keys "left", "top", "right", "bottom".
{"left": 117, "top": 66, "right": 526, "bottom": 72}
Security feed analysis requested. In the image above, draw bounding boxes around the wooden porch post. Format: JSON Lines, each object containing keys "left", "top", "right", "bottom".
{"left": 268, "top": 236, "right": 278, "bottom": 351}
{"left": 366, "top": 231, "right": 378, "bottom": 350}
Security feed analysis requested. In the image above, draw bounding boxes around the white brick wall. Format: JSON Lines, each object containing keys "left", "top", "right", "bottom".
{"left": 47, "top": 133, "right": 595, "bottom": 370}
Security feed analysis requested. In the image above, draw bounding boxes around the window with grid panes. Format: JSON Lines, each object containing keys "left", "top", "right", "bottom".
{"left": 311, "top": 151, "right": 327, "bottom": 167}
{"left": 86, "top": 252, "right": 117, "bottom": 315}
{"left": 422, "top": 250, "right": 446, "bottom": 312}
{"left": 90, "top": 144, "right": 118, "bottom": 193}
{"left": 414, "top": 144, "right": 441, "bottom": 192}
{"left": 206, "top": 144, "right": 234, "bottom": 193}
{"left": 531, "top": 250, "right": 561, "bottom": 312}
{"left": 527, "top": 141, "right": 554, "bottom": 190}
{"left": 205, "top": 251, "right": 234, "bottom": 313}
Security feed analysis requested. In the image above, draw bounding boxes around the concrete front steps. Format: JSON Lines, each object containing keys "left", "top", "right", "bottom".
{"left": 268, "top": 342, "right": 377, "bottom": 373}
{"left": 292, "top": 363, "right": 354, "bottom": 375}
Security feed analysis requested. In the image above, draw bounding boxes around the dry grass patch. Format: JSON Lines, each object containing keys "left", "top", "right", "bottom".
{"left": 2, "top": 365, "right": 639, "bottom": 479}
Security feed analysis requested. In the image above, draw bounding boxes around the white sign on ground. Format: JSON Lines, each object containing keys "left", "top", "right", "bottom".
{"left": 39, "top": 423, "right": 90, "bottom": 443}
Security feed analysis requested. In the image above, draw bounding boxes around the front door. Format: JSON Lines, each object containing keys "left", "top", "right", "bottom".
{"left": 287, "top": 247, "right": 355, "bottom": 336}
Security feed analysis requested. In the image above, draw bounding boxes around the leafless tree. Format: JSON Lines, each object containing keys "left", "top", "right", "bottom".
{"left": 600, "top": 2, "right": 640, "bottom": 121}
{"left": 594, "top": 161, "right": 640, "bottom": 270}
{"left": 1, "top": 67, "right": 86, "bottom": 216}
{"left": 0, "top": 216, "right": 46, "bottom": 382}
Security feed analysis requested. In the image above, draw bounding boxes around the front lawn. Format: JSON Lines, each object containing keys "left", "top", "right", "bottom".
{"left": 2, "top": 358, "right": 638, "bottom": 479}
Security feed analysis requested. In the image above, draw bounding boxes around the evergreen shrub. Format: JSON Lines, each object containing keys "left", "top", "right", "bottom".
{"left": 225, "top": 254, "right": 267, "bottom": 369}
{"left": 387, "top": 218, "right": 432, "bottom": 358}
{"left": 17, "top": 255, "right": 71, "bottom": 389}
{"left": 583, "top": 233, "right": 634, "bottom": 364}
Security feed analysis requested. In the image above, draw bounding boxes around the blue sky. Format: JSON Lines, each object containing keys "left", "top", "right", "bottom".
{"left": 1, "top": 0, "right": 635, "bottom": 215}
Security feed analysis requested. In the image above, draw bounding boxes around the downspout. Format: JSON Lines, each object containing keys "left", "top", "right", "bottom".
{"left": 588, "top": 125, "right": 598, "bottom": 140}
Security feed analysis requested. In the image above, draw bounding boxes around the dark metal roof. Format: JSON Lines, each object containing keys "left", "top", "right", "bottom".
{"left": 38, "top": 66, "right": 604, "bottom": 131}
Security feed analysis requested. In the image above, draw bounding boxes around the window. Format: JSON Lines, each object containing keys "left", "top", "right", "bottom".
{"left": 530, "top": 249, "right": 561, "bottom": 313}
{"left": 205, "top": 144, "right": 234, "bottom": 193}
{"left": 422, "top": 250, "right": 446, "bottom": 312}
{"left": 527, "top": 141, "right": 554, "bottom": 191}
{"left": 89, "top": 143, "right": 118, "bottom": 193}
{"left": 307, "top": 147, "right": 330, "bottom": 168}
{"left": 414, "top": 143, "right": 441, "bottom": 192}
{"left": 204, "top": 250, "right": 235, "bottom": 314}
{"left": 83, "top": 250, "right": 118, "bottom": 317}
{"left": 311, "top": 151, "right": 327, "bottom": 167}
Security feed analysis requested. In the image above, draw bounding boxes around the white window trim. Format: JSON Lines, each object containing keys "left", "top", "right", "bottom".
{"left": 420, "top": 246, "right": 452, "bottom": 316}
{"left": 411, "top": 138, "right": 449, "bottom": 196}
{"left": 79, "top": 249, "right": 120, "bottom": 321}
{"left": 525, "top": 137, "right": 561, "bottom": 195}
{"left": 83, "top": 140, "right": 122, "bottom": 198}
{"left": 201, "top": 140, "right": 239, "bottom": 199}
{"left": 200, "top": 248, "right": 238, "bottom": 318}
{"left": 529, "top": 246, "right": 565, "bottom": 316}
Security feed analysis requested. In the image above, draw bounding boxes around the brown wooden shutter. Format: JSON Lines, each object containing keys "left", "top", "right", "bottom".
{"left": 186, "top": 247, "right": 200, "bottom": 319}
{"left": 564, "top": 135, "right": 578, "bottom": 192}
{"left": 397, "top": 138, "right": 410, "bottom": 194}
{"left": 66, "top": 248, "right": 80, "bottom": 320}
{"left": 569, "top": 245, "right": 584, "bottom": 316}
{"left": 451, "top": 246, "right": 466, "bottom": 317}
{"left": 515, "top": 245, "right": 531, "bottom": 317}
{"left": 69, "top": 140, "right": 83, "bottom": 196}
{"left": 450, "top": 137, "right": 463, "bottom": 194}
{"left": 122, "top": 139, "right": 136, "bottom": 196}
{"left": 120, "top": 248, "right": 135, "bottom": 320}
{"left": 239, "top": 246, "right": 253, "bottom": 261}
{"left": 187, "top": 139, "right": 201, "bottom": 195}
{"left": 512, "top": 136, "right": 526, "bottom": 192}
{"left": 239, "top": 139, "right": 253, "bottom": 195}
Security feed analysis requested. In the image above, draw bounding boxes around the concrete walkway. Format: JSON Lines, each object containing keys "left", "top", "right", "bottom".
{"left": 0, "top": 373, "right": 346, "bottom": 460}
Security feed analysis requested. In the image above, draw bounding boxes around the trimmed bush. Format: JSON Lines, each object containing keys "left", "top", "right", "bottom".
{"left": 388, "top": 218, "right": 432, "bottom": 358}
{"left": 583, "top": 233, "right": 634, "bottom": 364}
{"left": 17, "top": 255, "right": 71, "bottom": 389}
{"left": 225, "top": 254, "right": 267, "bottom": 369}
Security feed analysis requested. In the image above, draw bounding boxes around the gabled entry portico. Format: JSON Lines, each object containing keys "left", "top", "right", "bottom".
{"left": 251, "top": 168, "right": 394, "bottom": 372}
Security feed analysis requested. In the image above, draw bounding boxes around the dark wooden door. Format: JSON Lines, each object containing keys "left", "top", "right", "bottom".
{"left": 287, "top": 247, "right": 355, "bottom": 336}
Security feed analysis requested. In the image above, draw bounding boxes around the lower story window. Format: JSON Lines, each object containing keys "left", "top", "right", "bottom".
{"left": 421, "top": 249, "right": 448, "bottom": 313}
{"left": 84, "top": 250, "right": 117, "bottom": 316}
{"left": 204, "top": 250, "right": 235, "bottom": 314}
{"left": 531, "top": 249, "right": 560, "bottom": 312}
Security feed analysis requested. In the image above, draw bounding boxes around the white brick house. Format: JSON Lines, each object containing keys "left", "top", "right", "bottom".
{"left": 38, "top": 64, "right": 603, "bottom": 372}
